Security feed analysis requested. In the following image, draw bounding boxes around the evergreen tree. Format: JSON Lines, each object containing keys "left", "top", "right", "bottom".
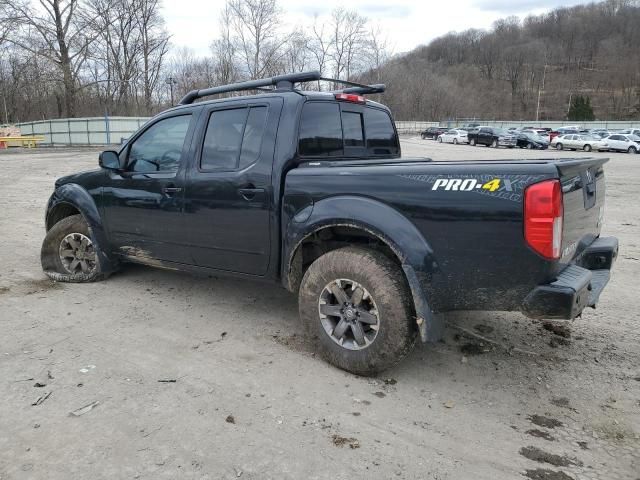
{"left": 568, "top": 95, "right": 595, "bottom": 121}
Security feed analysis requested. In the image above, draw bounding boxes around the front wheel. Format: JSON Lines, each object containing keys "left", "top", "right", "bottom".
{"left": 437, "top": 136, "right": 443, "bottom": 143}
{"left": 470, "top": 138, "right": 476, "bottom": 146}
{"left": 453, "top": 138, "right": 458, "bottom": 145}
{"left": 628, "top": 146, "right": 637, "bottom": 154}
{"left": 527, "top": 143, "right": 534, "bottom": 149}
{"left": 41, "top": 214, "right": 107, "bottom": 282}
{"left": 298, "top": 247, "right": 417, "bottom": 376}
{"left": 555, "top": 143, "right": 563, "bottom": 150}
{"left": 583, "top": 144, "right": 592, "bottom": 152}
{"left": 491, "top": 139, "right": 499, "bottom": 148}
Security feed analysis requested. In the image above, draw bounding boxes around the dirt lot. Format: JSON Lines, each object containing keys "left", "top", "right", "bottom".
{"left": 1, "top": 140, "right": 638, "bottom": 480}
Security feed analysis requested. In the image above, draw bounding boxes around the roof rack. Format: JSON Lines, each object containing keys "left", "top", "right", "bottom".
{"left": 178, "top": 71, "right": 385, "bottom": 105}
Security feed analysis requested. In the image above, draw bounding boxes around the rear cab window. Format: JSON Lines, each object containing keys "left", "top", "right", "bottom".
{"left": 298, "top": 101, "right": 399, "bottom": 158}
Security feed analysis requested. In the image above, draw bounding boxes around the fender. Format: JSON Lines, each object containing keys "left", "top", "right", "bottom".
{"left": 46, "top": 183, "right": 117, "bottom": 273}
{"left": 283, "top": 195, "right": 444, "bottom": 342}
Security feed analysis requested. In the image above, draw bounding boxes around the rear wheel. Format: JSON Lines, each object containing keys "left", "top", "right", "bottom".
{"left": 453, "top": 138, "right": 458, "bottom": 145}
{"left": 527, "top": 143, "right": 534, "bottom": 149}
{"left": 628, "top": 146, "right": 637, "bottom": 154}
{"left": 298, "top": 247, "right": 416, "bottom": 376}
{"left": 555, "top": 143, "right": 563, "bottom": 150}
{"left": 41, "top": 214, "right": 107, "bottom": 283}
{"left": 437, "top": 136, "right": 443, "bottom": 143}
{"left": 583, "top": 144, "right": 592, "bottom": 152}
{"left": 491, "top": 139, "right": 499, "bottom": 148}
{"left": 470, "top": 138, "right": 476, "bottom": 146}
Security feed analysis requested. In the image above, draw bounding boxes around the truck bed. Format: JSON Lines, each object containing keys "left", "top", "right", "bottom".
{"left": 285, "top": 156, "right": 608, "bottom": 313}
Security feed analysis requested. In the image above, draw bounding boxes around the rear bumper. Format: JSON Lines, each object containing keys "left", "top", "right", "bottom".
{"left": 521, "top": 236, "right": 618, "bottom": 319}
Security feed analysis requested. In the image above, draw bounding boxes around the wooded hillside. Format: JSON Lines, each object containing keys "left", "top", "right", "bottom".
{"left": 365, "top": 0, "right": 640, "bottom": 121}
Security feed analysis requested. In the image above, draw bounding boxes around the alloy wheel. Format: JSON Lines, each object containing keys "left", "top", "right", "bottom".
{"left": 318, "top": 278, "right": 380, "bottom": 351}
{"left": 59, "top": 233, "right": 97, "bottom": 274}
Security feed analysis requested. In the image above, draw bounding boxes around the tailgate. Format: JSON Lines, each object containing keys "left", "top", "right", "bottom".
{"left": 556, "top": 158, "right": 608, "bottom": 263}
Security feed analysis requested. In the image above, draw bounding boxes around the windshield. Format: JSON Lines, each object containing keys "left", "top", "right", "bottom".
{"left": 629, "top": 135, "right": 640, "bottom": 142}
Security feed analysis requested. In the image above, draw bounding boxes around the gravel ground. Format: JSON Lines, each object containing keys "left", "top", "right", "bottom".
{"left": 1, "top": 139, "right": 638, "bottom": 480}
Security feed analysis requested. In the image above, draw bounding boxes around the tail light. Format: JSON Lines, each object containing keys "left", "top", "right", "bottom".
{"left": 524, "top": 179, "right": 563, "bottom": 259}
{"left": 334, "top": 93, "right": 366, "bottom": 104}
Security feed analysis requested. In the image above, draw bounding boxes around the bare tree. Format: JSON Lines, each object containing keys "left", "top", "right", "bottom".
{"left": 210, "top": 3, "right": 239, "bottom": 86}
{"left": 1, "top": 0, "right": 95, "bottom": 117}
{"left": 328, "top": 8, "right": 367, "bottom": 82}
{"left": 135, "top": 0, "right": 170, "bottom": 113}
{"left": 227, "top": 0, "right": 287, "bottom": 79}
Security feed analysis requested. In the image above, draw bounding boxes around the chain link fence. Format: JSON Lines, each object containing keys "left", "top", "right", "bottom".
{"left": 15, "top": 117, "right": 150, "bottom": 146}
{"left": 13, "top": 117, "right": 640, "bottom": 146}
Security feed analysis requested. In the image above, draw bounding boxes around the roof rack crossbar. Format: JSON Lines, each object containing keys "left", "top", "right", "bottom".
{"left": 179, "top": 71, "right": 322, "bottom": 105}
{"left": 178, "top": 71, "right": 385, "bottom": 105}
{"left": 320, "top": 77, "right": 386, "bottom": 94}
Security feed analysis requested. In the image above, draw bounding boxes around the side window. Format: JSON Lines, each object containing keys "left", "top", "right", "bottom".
{"left": 364, "top": 108, "right": 399, "bottom": 155}
{"left": 128, "top": 115, "right": 191, "bottom": 173}
{"left": 201, "top": 106, "right": 268, "bottom": 171}
{"left": 342, "top": 111, "right": 364, "bottom": 147}
{"left": 298, "top": 103, "right": 343, "bottom": 156}
{"left": 239, "top": 106, "right": 268, "bottom": 169}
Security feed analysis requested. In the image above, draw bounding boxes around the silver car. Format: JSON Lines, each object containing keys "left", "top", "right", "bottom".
{"left": 604, "top": 134, "right": 640, "bottom": 154}
{"left": 551, "top": 134, "right": 609, "bottom": 152}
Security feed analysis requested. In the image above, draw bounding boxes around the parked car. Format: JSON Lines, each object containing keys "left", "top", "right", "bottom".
{"left": 551, "top": 134, "right": 609, "bottom": 152}
{"left": 437, "top": 129, "right": 468, "bottom": 144}
{"left": 460, "top": 122, "right": 480, "bottom": 130}
{"left": 619, "top": 128, "right": 640, "bottom": 137}
{"left": 549, "top": 128, "right": 580, "bottom": 141}
{"left": 40, "top": 71, "right": 618, "bottom": 375}
{"left": 467, "top": 126, "right": 517, "bottom": 147}
{"left": 522, "top": 129, "right": 550, "bottom": 142}
{"left": 421, "top": 126, "right": 448, "bottom": 140}
{"left": 517, "top": 132, "right": 549, "bottom": 149}
{"left": 603, "top": 134, "right": 640, "bottom": 153}
{"left": 588, "top": 129, "right": 611, "bottom": 139}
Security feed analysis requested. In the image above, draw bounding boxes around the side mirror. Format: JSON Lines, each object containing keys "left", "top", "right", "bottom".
{"left": 99, "top": 150, "right": 121, "bottom": 170}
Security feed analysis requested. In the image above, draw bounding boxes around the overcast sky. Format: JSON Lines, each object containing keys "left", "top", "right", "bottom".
{"left": 162, "top": 0, "right": 592, "bottom": 57}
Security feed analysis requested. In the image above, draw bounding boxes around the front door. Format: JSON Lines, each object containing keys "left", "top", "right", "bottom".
{"left": 102, "top": 112, "right": 198, "bottom": 264}
{"left": 183, "top": 97, "right": 283, "bottom": 275}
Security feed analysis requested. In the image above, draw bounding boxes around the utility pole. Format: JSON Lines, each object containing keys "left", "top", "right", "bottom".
{"left": 535, "top": 64, "right": 547, "bottom": 124}
{"left": 1, "top": 92, "right": 8, "bottom": 125}
{"left": 166, "top": 77, "right": 178, "bottom": 105}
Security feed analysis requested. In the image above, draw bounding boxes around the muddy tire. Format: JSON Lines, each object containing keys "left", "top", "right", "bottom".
{"left": 41, "top": 214, "right": 107, "bottom": 283}
{"left": 298, "top": 247, "right": 417, "bottom": 376}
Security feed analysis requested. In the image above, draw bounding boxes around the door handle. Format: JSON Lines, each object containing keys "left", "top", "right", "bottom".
{"left": 238, "top": 186, "right": 265, "bottom": 201}
{"left": 162, "top": 186, "right": 182, "bottom": 196}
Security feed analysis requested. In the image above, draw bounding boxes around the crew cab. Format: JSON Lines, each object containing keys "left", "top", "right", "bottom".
{"left": 467, "top": 126, "right": 517, "bottom": 148}
{"left": 41, "top": 71, "right": 618, "bottom": 375}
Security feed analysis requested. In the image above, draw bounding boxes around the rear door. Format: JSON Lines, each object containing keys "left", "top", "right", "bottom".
{"left": 183, "top": 97, "right": 283, "bottom": 275}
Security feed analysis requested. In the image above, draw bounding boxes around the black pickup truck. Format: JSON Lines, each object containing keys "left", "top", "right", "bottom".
{"left": 41, "top": 71, "right": 618, "bottom": 375}
{"left": 468, "top": 126, "right": 518, "bottom": 148}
